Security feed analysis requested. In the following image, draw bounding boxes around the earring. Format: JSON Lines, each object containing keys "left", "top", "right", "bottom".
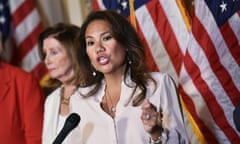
{"left": 128, "top": 57, "right": 132, "bottom": 65}
{"left": 91, "top": 65, "right": 96, "bottom": 77}
{"left": 92, "top": 71, "right": 96, "bottom": 77}
{"left": 126, "top": 49, "right": 132, "bottom": 65}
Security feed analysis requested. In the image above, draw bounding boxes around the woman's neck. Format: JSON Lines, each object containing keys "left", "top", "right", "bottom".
{"left": 104, "top": 64, "right": 126, "bottom": 88}
{"left": 63, "top": 83, "right": 76, "bottom": 90}
{"left": 104, "top": 73, "right": 122, "bottom": 90}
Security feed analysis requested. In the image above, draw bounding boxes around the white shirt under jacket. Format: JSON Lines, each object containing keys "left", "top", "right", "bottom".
{"left": 42, "top": 86, "right": 81, "bottom": 144}
{"left": 70, "top": 72, "right": 189, "bottom": 144}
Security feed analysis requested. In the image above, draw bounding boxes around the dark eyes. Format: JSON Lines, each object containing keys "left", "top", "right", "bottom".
{"left": 103, "top": 35, "right": 112, "bottom": 41}
{"left": 50, "top": 50, "right": 58, "bottom": 55}
{"left": 87, "top": 41, "right": 94, "bottom": 46}
{"left": 86, "top": 34, "right": 113, "bottom": 47}
{"left": 42, "top": 49, "right": 59, "bottom": 60}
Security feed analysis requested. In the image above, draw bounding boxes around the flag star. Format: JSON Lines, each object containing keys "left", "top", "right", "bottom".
{"left": 121, "top": 1, "right": 128, "bottom": 10}
{"left": 0, "top": 16, "right": 5, "bottom": 24}
{"left": 220, "top": 1, "right": 227, "bottom": 13}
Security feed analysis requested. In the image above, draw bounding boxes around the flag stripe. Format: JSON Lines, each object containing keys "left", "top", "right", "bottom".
{"left": 136, "top": 22, "right": 160, "bottom": 71}
{"left": 11, "top": 0, "right": 34, "bottom": 27}
{"left": 134, "top": 0, "right": 189, "bottom": 83}
{"left": 188, "top": 33, "right": 239, "bottom": 136}
{"left": 14, "top": 23, "right": 43, "bottom": 62}
{"left": 221, "top": 18, "right": 240, "bottom": 67}
{"left": 190, "top": 20, "right": 240, "bottom": 140}
{"left": 180, "top": 46, "right": 226, "bottom": 142}
{"left": 179, "top": 85, "right": 216, "bottom": 143}
{"left": 9, "top": 0, "right": 24, "bottom": 12}
{"left": 94, "top": 0, "right": 106, "bottom": 10}
{"left": 14, "top": 9, "right": 41, "bottom": 45}
{"left": 183, "top": 48, "right": 239, "bottom": 142}
{"left": 21, "top": 44, "right": 41, "bottom": 72}
{"left": 92, "top": 0, "right": 99, "bottom": 10}
{"left": 159, "top": 0, "right": 189, "bottom": 54}
{"left": 195, "top": 1, "right": 240, "bottom": 97}
{"left": 193, "top": 11, "right": 240, "bottom": 106}
{"left": 147, "top": 1, "right": 183, "bottom": 75}
{"left": 228, "top": 13, "right": 240, "bottom": 46}
{"left": 180, "top": 0, "right": 240, "bottom": 142}
{"left": 5, "top": 0, "right": 47, "bottom": 83}
{"left": 135, "top": 5, "right": 174, "bottom": 73}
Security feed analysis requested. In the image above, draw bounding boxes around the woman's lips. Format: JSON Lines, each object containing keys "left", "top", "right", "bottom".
{"left": 97, "top": 56, "right": 109, "bottom": 65}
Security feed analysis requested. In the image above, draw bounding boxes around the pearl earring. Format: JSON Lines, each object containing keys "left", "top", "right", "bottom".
{"left": 91, "top": 65, "right": 96, "bottom": 77}
{"left": 92, "top": 71, "right": 96, "bottom": 77}
{"left": 128, "top": 58, "right": 132, "bottom": 65}
{"left": 126, "top": 49, "right": 132, "bottom": 65}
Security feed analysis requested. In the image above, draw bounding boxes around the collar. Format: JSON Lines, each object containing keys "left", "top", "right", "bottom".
{"left": 94, "top": 72, "right": 137, "bottom": 105}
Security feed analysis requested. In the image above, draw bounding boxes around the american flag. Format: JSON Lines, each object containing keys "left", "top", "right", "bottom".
{"left": 179, "top": 0, "right": 240, "bottom": 143}
{"left": 0, "top": 0, "right": 47, "bottom": 83}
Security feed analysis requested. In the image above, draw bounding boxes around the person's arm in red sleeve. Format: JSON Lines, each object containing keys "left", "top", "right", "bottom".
{"left": 20, "top": 74, "right": 45, "bottom": 144}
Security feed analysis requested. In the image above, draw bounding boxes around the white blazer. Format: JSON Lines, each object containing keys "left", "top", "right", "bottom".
{"left": 42, "top": 86, "right": 81, "bottom": 144}
{"left": 71, "top": 72, "right": 188, "bottom": 144}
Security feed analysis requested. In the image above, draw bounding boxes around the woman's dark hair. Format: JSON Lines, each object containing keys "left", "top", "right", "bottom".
{"left": 38, "top": 23, "right": 82, "bottom": 88}
{"left": 76, "top": 10, "right": 156, "bottom": 106}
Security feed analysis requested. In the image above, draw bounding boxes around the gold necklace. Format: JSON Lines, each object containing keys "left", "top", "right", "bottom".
{"left": 61, "top": 87, "right": 76, "bottom": 105}
{"left": 61, "top": 97, "right": 70, "bottom": 105}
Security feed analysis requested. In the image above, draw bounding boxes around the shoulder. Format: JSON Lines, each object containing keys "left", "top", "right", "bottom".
{"left": 149, "top": 72, "right": 173, "bottom": 83}
{"left": 45, "top": 87, "right": 61, "bottom": 106}
{"left": 0, "top": 61, "right": 36, "bottom": 82}
{"left": 0, "top": 62, "right": 37, "bottom": 87}
{"left": 149, "top": 71, "right": 167, "bottom": 78}
{"left": 1, "top": 61, "right": 31, "bottom": 77}
{"left": 147, "top": 72, "right": 177, "bottom": 93}
{"left": 77, "top": 84, "right": 100, "bottom": 96}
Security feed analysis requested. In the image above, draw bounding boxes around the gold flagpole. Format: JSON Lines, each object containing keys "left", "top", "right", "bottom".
{"left": 129, "top": 0, "right": 137, "bottom": 30}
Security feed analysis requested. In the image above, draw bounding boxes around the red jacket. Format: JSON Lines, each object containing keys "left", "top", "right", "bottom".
{"left": 0, "top": 61, "right": 44, "bottom": 144}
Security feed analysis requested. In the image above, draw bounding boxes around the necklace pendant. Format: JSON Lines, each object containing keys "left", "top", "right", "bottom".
{"left": 62, "top": 98, "right": 70, "bottom": 105}
{"left": 111, "top": 106, "right": 116, "bottom": 113}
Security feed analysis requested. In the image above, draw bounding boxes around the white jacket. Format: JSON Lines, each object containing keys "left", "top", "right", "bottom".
{"left": 42, "top": 86, "right": 81, "bottom": 144}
